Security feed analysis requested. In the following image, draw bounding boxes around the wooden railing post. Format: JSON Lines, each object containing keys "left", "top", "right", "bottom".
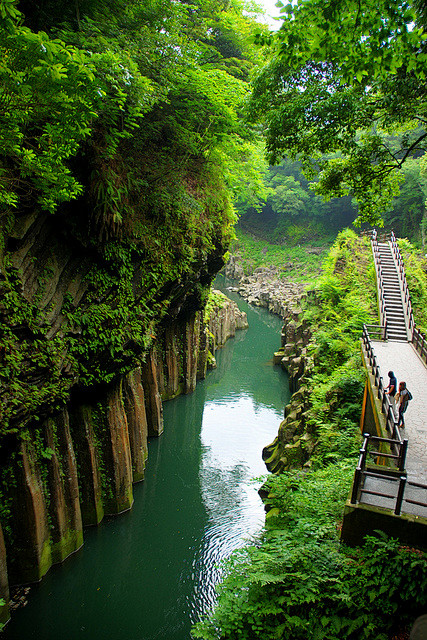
{"left": 351, "top": 467, "right": 362, "bottom": 504}
{"left": 398, "top": 438, "right": 408, "bottom": 471}
{"left": 394, "top": 476, "right": 407, "bottom": 515}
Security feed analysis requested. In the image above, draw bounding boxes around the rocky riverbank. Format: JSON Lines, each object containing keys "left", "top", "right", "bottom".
{"left": 225, "top": 255, "right": 306, "bottom": 318}
{"left": 225, "top": 254, "right": 315, "bottom": 474}
{"left": 263, "top": 302, "right": 315, "bottom": 474}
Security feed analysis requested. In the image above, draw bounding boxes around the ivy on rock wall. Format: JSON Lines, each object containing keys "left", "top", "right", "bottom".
{"left": 0, "top": 0, "right": 267, "bottom": 438}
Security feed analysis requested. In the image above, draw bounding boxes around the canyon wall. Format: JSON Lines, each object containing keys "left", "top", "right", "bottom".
{"left": 0, "top": 299, "right": 246, "bottom": 624}
{"left": 224, "top": 255, "right": 315, "bottom": 475}
{"left": 262, "top": 303, "right": 314, "bottom": 474}
{"left": 0, "top": 209, "right": 246, "bottom": 626}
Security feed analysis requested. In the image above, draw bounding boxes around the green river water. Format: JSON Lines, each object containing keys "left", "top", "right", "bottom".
{"left": 4, "top": 278, "right": 289, "bottom": 640}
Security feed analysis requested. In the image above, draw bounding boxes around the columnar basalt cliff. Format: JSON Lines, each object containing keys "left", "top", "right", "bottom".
{"left": 0, "top": 312, "right": 246, "bottom": 623}
{"left": 224, "top": 254, "right": 316, "bottom": 475}
{"left": 262, "top": 301, "right": 316, "bottom": 474}
{"left": 0, "top": 211, "right": 246, "bottom": 625}
{"left": 208, "top": 290, "right": 249, "bottom": 352}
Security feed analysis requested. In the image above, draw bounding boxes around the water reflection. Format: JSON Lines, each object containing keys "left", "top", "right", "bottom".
{"left": 4, "top": 284, "right": 289, "bottom": 640}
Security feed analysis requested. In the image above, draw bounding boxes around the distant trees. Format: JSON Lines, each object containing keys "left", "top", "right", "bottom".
{"left": 248, "top": 0, "right": 427, "bottom": 227}
{"left": 236, "top": 157, "right": 357, "bottom": 244}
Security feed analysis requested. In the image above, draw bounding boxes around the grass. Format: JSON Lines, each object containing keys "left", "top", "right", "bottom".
{"left": 231, "top": 229, "right": 332, "bottom": 283}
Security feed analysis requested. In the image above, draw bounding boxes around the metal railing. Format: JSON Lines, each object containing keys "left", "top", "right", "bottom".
{"left": 412, "top": 326, "right": 427, "bottom": 365}
{"left": 350, "top": 434, "right": 427, "bottom": 515}
{"left": 360, "top": 229, "right": 392, "bottom": 242}
{"left": 371, "top": 230, "right": 388, "bottom": 337}
{"left": 390, "top": 231, "right": 427, "bottom": 360}
{"left": 351, "top": 434, "right": 407, "bottom": 515}
{"left": 362, "top": 325, "right": 401, "bottom": 441}
{"left": 365, "top": 323, "right": 387, "bottom": 341}
{"left": 390, "top": 231, "right": 414, "bottom": 337}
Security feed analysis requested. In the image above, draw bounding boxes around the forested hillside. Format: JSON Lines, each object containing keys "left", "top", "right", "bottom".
{"left": 0, "top": 0, "right": 268, "bottom": 438}
{"left": 245, "top": 0, "right": 427, "bottom": 244}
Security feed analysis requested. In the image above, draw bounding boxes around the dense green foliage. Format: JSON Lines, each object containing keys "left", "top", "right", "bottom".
{"left": 0, "top": 0, "right": 272, "bottom": 436}
{"left": 0, "top": 0, "right": 266, "bottom": 231}
{"left": 237, "top": 152, "right": 427, "bottom": 247}
{"left": 236, "top": 157, "right": 358, "bottom": 245}
{"left": 193, "top": 466, "right": 427, "bottom": 639}
{"left": 249, "top": 0, "right": 427, "bottom": 225}
{"left": 192, "top": 231, "right": 427, "bottom": 639}
{"left": 302, "top": 232, "right": 377, "bottom": 463}
{"left": 231, "top": 229, "right": 328, "bottom": 283}
{"left": 399, "top": 238, "right": 427, "bottom": 332}
{"left": 383, "top": 157, "right": 427, "bottom": 243}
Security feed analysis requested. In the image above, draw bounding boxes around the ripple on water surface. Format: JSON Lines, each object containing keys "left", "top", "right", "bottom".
{"left": 3, "top": 284, "right": 289, "bottom": 640}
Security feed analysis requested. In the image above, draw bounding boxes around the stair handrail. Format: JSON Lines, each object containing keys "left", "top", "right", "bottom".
{"left": 350, "top": 433, "right": 410, "bottom": 514}
{"left": 371, "top": 230, "right": 388, "bottom": 338}
{"left": 390, "top": 232, "right": 427, "bottom": 363}
{"left": 390, "top": 231, "right": 415, "bottom": 336}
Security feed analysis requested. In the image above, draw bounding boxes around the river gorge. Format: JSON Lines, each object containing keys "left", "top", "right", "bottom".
{"left": 2, "top": 278, "right": 290, "bottom": 640}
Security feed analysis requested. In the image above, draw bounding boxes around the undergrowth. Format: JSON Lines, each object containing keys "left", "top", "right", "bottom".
{"left": 398, "top": 238, "right": 427, "bottom": 333}
{"left": 302, "top": 229, "right": 378, "bottom": 465}
{"left": 193, "top": 465, "right": 426, "bottom": 640}
{"left": 192, "top": 230, "right": 427, "bottom": 640}
{"left": 231, "top": 229, "right": 330, "bottom": 283}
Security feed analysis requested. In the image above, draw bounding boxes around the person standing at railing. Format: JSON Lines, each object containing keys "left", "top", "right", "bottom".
{"left": 396, "top": 381, "right": 410, "bottom": 429}
{"left": 385, "top": 371, "right": 398, "bottom": 420}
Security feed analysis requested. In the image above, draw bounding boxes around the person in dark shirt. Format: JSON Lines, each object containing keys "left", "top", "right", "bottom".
{"left": 385, "top": 370, "right": 397, "bottom": 420}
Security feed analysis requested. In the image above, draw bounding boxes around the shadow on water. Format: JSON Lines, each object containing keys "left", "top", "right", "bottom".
{"left": 4, "top": 277, "right": 289, "bottom": 640}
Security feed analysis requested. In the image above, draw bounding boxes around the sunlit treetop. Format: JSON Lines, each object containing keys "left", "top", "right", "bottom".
{"left": 250, "top": 0, "right": 427, "bottom": 224}
{"left": 273, "top": 0, "right": 427, "bottom": 82}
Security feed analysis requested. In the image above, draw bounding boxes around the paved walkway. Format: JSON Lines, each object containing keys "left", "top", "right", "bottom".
{"left": 371, "top": 340, "right": 427, "bottom": 485}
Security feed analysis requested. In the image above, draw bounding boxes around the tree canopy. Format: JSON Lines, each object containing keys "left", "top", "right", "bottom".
{"left": 0, "top": 0, "right": 269, "bottom": 244}
{"left": 249, "top": 0, "right": 427, "bottom": 225}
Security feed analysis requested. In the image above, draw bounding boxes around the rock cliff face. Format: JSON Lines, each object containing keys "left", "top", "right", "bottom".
{"left": 225, "top": 259, "right": 306, "bottom": 318}
{"left": 208, "top": 290, "right": 249, "bottom": 352}
{"left": 224, "top": 254, "right": 315, "bottom": 475}
{"left": 0, "top": 306, "right": 246, "bottom": 622}
{"left": 0, "top": 211, "right": 246, "bottom": 625}
{"left": 262, "top": 299, "right": 315, "bottom": 474}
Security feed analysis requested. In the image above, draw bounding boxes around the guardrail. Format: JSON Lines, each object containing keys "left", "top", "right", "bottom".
{"left": 365, "top": 323, "right": 387, "bottom": 341}
{"left": 362, "top": 324, "right": 400, "bottom": 441}
{"left": 371, "top": 230, "right": 388, "bottom": 337}
{"left": 412, "top": 327, "right": 427, "bottom": 365}
{"left": 390, "top": 231, "right": 427, "bottom": 361}
{"left": 350, "top": 434, "right": 427, "bottom": 516}
{"left": 390, "top": 231, "right": 414, "bottom": 337}
{"left": 361, "top": 229, "right": 392, "bottom": 242}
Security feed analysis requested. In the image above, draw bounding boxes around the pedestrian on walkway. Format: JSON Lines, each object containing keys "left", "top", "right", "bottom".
{"left": 385, "top": 370, "right": 398, "bottom": 420}
{"left": 396, "top": 381, "right": 410, "bottom": 428}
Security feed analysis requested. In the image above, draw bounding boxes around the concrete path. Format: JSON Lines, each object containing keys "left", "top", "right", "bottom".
{"left": 371, "top": 340, "right": 427, "bottom": 485}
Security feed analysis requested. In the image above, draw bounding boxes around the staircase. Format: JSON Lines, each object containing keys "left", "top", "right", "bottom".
{"left": 378, "top": 242, "right": 408, "bottom": 341}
